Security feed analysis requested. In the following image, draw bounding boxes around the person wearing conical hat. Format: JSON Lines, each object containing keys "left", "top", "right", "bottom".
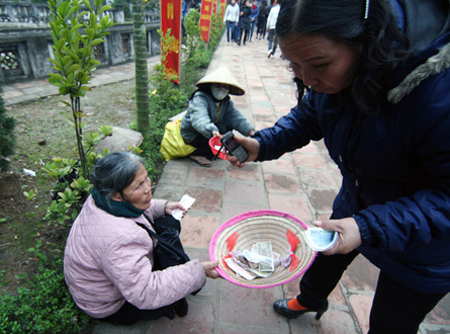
{"left": 180, "top": 66, "right": 255, "bottom": 167}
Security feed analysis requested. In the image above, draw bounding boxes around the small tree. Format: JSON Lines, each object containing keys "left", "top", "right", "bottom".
{"left": 0, "top": 84, "right": 16, "bottom": 171}
{"left": 132, "top": 0, "right": 151, "bottom": 140}
{"left": 47, "top": 0, "right": 114, "bottom": 178}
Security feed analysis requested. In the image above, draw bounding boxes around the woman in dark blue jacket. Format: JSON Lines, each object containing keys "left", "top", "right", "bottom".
{"left": 228, "top": 0, "right": 450, "bottom": 333}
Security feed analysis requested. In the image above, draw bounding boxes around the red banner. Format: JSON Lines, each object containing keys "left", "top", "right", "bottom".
{"left": 213, "top": 0, "right": 217, "bottom": 15}
{"left": 199, "top": 0, "right": 212, "bottom": 43}
{"left": 219, "top": 0, "right": 226, "bottom": 17}
{"left": 160, "top": 0, "right": 181, "bottom": 83}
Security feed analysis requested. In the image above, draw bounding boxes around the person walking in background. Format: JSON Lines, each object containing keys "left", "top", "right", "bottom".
{"left": 266, "top": 0, "right": 280, "bottom": 57}
{"left": 233, "top": 0, "right": 241, "bottom": 44}
{"left": 228, "top": 0, "right": 450, "bottom": 332}
{"left": 256, "top": 0, "right": 268, "bottom": 40}
{"left": 223, "top": 0, "right": 240, "bottom": 43}
{"left": 238, "top": 0, "right": 252, "bottom": 46}
{"left": 249, "top": 0, "right": 259, "bottom": 42}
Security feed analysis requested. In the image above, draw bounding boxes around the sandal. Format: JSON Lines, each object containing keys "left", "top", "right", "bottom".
{"left": 190, "top": 155, "right": 212, "bottom": 167}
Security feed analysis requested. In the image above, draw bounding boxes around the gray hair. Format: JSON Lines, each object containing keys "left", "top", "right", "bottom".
{"left": 91, "top": 151, "right": 145, "bottom": 203}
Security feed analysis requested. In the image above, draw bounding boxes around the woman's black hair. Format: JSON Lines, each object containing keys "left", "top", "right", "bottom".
{"left": 276, "top": 0, "right": 410, "bottom": 114}
{"left": 91, "top": 152, "right": 145, "bottom": 205}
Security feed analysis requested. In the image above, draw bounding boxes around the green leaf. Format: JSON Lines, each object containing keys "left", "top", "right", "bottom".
{"left": 98, "top": 5, "right": 113, "bottom": 14}
{"left": 90, "top": 38, "right": 104, "bottom": 46}
{"left": 48, "top": 73, "right": 66, "bottom": 82}
{"left": 66, "top": 64, "right": 81, "bottom": 75}
{"left": 49, "top": 78, "right": 66, "bottom": 88}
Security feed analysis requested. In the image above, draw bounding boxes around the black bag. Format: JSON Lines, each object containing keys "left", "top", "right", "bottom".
{"left": 136, "top": 222, "right": 190, "bottom": 271}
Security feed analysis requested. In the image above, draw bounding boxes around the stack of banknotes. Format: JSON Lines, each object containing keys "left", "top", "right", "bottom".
{"left": 225, "top": 241, "right": 290, "bottom": 280}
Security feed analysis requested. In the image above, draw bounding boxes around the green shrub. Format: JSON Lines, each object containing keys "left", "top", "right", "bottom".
{"left": 0, "top": 241, "right": 91, "bottom": 333}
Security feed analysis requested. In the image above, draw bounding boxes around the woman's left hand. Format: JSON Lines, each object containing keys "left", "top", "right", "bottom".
{"left": 315, "top": 217, "right": 362, "bottom": 255}
{"left": 165, "top": 202, "right": 187, "bottom": 217}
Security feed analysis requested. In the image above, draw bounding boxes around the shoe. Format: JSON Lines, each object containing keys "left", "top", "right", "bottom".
{"left": 267, "top": 49, "right": 272, "bottom": 58}
{"left": 273, "top": 299, "right": 327, "bottom": 320}
{"left": 174, "top": 298, "right": 188, "bottom": 317}
{"left": 190, "top": 155, "right": 212, "bottom": 167}
{"left": 270, "top": 54, "right": 274, "bottom": 58}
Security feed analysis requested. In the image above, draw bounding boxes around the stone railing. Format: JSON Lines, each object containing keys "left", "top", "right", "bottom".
{"left": 0, "top": 2, "right": 161, "bottom": 83}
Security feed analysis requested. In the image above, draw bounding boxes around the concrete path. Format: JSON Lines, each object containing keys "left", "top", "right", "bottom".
{"left": 3, "top": 34, "right": 449, "bottom": 334}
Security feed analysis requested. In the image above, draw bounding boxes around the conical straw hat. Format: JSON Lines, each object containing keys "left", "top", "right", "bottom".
{"left": 196, "top": 66, "right": 245, "bottom": 95}
{"left": 209, "top": 209, "right": 317, "bottom": 289}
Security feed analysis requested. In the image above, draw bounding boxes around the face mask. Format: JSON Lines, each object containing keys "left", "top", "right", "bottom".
{"left": 211, "top": 86, "right": 229, "bottom": 101}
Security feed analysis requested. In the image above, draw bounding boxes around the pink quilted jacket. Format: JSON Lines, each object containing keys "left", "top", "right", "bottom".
{"left": 63, "top": 195, "right": 206, "bottom": 318}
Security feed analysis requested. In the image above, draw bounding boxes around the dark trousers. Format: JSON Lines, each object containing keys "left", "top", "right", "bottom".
{"left": 226, "top": 20, "right": 236, "bottom": 42}
{"left": 296, "top": 251, "right": 446, "bottom": 334}
{"left": 190, "top": 135, "right": 215, "bottom": 160}
{"left": 99, "top": 216, "right": 185, "bottom": 326}
{"left": 239, "top": 28, "right": 250, "bottom": 45}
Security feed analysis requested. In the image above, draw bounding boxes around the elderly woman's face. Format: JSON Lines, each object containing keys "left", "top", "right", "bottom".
{"left": 112, "top": 164, "right": 152, "bottom": 210}
{"left": 279, "top": 34, "right": 361, "bottom": 94}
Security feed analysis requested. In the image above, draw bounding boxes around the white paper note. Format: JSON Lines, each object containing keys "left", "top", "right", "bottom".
{"left": 172, "top": 194, "right": 196, "bottom": 220}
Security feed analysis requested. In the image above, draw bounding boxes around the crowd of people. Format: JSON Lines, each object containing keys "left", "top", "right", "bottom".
{"left": 224, "top": 0, "right": 277, "bottom": 51}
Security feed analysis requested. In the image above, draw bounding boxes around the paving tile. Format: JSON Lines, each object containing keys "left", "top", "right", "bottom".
{"left": 145, "top": 299, "right": 214, "bottom": 334}
{"left": 261, "top": 159, "right": 296, "bottom": 175}
{"left": 222, "top": 201, "right": 268, "bottom": 222}
{"left": 341, "top": 255, "right": 379, "bottom": 292}
{"left": 186, "top": 167, "right": 225, "bottom": 189}
{"left": 305, "top": 188, "right": 338, "bottom": 213}
{"left": 349, "top": 294, "right": 372, "bottom": 334}
{"left": 268, "top": 193, "right": 314, "bottom": 222}
{"left": 226, "top": 162, "right": 261, "bottom": 181}
{"left": 290, "top": 308, "right": 359, "bottom": 334}
{"left": 223, "top": 178, "right": 266, "bottom": 204}
{"left": 264, "top": 174, "right": 303, "bottom": 193}
{"left": 218, "top": 283, "right": 286, "bottom": 329}
{"left": 292, "top": 153, "right": 328, "bottom": 170}
{"left": 180, "top": 214, "right": 221, "bottom": 248}
{"left": 298, "top": 169, "right": 340, "bottom": 189}
{"left": 186, "top": 188, "right": 222, "bottom": 213}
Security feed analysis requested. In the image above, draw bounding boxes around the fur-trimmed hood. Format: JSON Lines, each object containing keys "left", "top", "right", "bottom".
{"left": 387, "top": 0, "right": 450, "bottom": 104}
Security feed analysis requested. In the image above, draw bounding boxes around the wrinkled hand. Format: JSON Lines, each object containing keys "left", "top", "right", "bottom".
{"left": 202, "top": 261, "right": 220, "bottom": 279}
{"left": 315, "top": 217, "right": 362, "bottom": 255}
{"left": 226, "top": 133, "right": 260, "bottom": 167}
{"left": 165, "top": 202, "right": 187, "bottom": 217}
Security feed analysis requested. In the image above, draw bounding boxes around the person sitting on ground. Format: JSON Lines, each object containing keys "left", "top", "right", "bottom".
{"left": 64, "top": 152, "right": 219, "bottom": 326}
{"left": 180, "top": 66, "right": 255, "bottom": 167}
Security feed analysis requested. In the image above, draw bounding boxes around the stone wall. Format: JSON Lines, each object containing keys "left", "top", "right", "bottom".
{"left": 0, "top": 2, "right": 161, "bottom": 83}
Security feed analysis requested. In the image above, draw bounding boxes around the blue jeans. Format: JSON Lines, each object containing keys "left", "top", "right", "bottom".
{"left": 234, "top": 24, "right": 240, "bottom": 42}
{"left": 226, "top": 21, "right": 236, "bottom": 42}
{"left": 250, "top": 20, "right": 257, "bottom": 40}
{"left": 268, "top": 28, "right": 277, "bottom": 53}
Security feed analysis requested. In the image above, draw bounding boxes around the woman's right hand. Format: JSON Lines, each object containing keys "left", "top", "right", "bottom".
{"left": 202, "top": 261, "right": 220, "bottom": 279}
{"left": 227, "top": 134, "right": 260, "bottom": 167}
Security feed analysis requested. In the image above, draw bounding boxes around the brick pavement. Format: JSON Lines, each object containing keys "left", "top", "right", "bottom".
{"left": 3, "top": 33, "right": 449, "bottom": 334}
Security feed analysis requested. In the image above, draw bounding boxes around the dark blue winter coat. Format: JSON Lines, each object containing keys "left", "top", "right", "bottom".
{"left": 253, "top": 3, "right": 450, "bottom": 294}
